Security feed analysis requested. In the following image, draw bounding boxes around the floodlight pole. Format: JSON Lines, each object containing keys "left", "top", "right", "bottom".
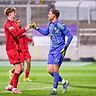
{"left": 26, "top": 2, "right": 31, "bottom": 25}
{"left": 76, "top": 0, "right": 82, "bottom": 60}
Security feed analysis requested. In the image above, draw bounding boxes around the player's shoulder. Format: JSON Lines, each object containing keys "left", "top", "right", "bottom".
{"left": 4, "top": 20, "right": 9, "bottom": 28}
{"left": 4, "top": 19, "right": 11, "bottom": 26}
{"left": 56, "top": 20, "right": 65, "bottom": 30}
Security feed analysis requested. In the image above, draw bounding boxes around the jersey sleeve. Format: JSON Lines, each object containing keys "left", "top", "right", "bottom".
{"left": 36, "top": 23, "right": 51, "bottom": 36}
{"left": 57, "top": 23, "right": 73, "bottom": 47}
{"left": 5, "top": 23, "right": 26, "bottom": 37}
{"left": 26, "top": 36, "right": 33, "bottom": 42}
{"left": 37, "top": 26, "right": 49, "bottom": 36}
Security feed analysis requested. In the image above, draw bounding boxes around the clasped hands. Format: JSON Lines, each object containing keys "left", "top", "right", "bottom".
{"left": 25, "top": 22, "right": 38, "bottom": 30}
{"left": 29, "top": 22, "right": 38, "bottom": 29}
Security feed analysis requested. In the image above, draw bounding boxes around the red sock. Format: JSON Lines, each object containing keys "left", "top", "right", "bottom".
{"left": 9, "top": 77, "right": 13, "bottom": 85}
{"left": 25, "top": 71, "right": 29, "bottom": 78}
{"left": 13, "top": 73, "right": 20, "bottom": 88}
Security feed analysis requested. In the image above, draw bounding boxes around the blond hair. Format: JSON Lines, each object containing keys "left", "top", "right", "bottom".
{"left": 4, "top": 7, "right": 16, "bottom": 16}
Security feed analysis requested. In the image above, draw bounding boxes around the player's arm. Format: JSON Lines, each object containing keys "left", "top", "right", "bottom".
{"left": 6, "top": 23, "right": 31, "bottom": 37}
{"left": 26, "top": 36, "right": 32, "bottom": 42}
{"left": 25, "top": 35, "right": 34, "bottom": 46}
{"left": 27, "top": 38, "right": 32, "bottom": 42}
{"left": 57, "top": 23, "right": 73, "bottom": 47}
{"left": 31, "top": 37, "right": 34, "bottom": 46}
{"left": 57, "top": 23, "right": 73, "bottom": 56}
{"left": 37, "top": 27, "right": 49, "bottom": 35}
{"left": 30, "top": 22, "right": 49, "bottom": 35}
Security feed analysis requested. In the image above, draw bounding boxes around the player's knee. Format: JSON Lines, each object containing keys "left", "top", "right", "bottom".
{"left": 15, "top": 68, "right": 22, "bottom": 74}
{"left": 48, "top": 69, "right": 54, "bottom": 74}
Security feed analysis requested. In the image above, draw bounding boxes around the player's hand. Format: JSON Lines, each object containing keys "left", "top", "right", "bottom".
{"left": 60, "top": 46, "right": 68, "bottom": 57}
{"left": 32, "top": 42, "right": 34, "bottom": 46}
{"left": 25, "top": 24, "right": 32, "bottom": 30}
{"left": 30, "top": 22, "right": 39, "bottom": 30}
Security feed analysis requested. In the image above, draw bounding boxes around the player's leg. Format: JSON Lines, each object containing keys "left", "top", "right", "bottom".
{"left": 47, "top": 53, "right": 58, "bottom": 95}
{"left": 47, "top": 53, "right": 63, "bottom": 82}
{"left": 53, "top": 64, "right": 69, "bottom": 94}
{"left": 6, "top": 63, "right": 22, "bottom": 93}
{"left": 48, "top": 64, "right": 65, "bottom": 83}
{"left": 9, "top": 67, "right": 15, "bottom": 79}
{"left": 49, "top": 53, "right": 68, "bottom": 95}
{"left": 47, "top": 53, "right": 54, "bottom": 74}
{"left": 59, "top": 54, "right": 69, "bottom": 94}
{"left": 11, "top": 63, "right": 22, "bottom": 94}
{"left": 56, "top": 53, "right": 69, "bottom": 94}
{"left": 23, "top": 51, "right": 32, "bottom": 81}
{"left": 6, "top": 49, "right": 24, "bottom": 94}
{"left": 24, "top": 58, "right": 32, "bottom": 81}
{"left": 7, "top": 67, "right": 15, "bottom": 91}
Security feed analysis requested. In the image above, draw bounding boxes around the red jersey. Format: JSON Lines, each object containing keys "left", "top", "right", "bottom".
{"left": 4, "top": 19, "right": 26, "bottom": 51}
{"left": 19, "top": 34, "right": 33, "bottom": 51}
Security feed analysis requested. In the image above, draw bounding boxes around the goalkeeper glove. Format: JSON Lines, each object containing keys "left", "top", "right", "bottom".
{"left": 30, "top": 22, "right": 39, "bottom": 30}
{"left": 60, "top": 46, "right": 68, "bottom": 57}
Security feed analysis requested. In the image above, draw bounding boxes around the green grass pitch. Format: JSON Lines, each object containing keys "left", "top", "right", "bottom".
{"left": 0, "top": 61, "right": 96, "bottom": 96}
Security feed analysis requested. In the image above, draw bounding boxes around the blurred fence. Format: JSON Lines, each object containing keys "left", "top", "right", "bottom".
{"left": 0, "top": 0, "right": 96, "bottom": 61}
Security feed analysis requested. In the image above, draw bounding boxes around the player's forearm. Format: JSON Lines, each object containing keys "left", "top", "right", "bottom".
{"left": 37, "top": 27, "right": 49, "bottom": 36}
{"left": 11, "top": 28, "right": 26, "bottom": 37}
{"left": 65, "top": 32, "right": 73, "bottom": 47}
{"left": 27, "top": 37, "right": 32, "bottom": 42}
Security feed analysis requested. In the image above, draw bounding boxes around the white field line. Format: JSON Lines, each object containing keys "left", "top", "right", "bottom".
{"left": 27, "top": 86, "right": 52, "bottom": 90}
{"left": 0, "top": 86, "right": 52, "bottom": 93}
{"left": 1, "top": 85, "right": 71, "bottom": 93}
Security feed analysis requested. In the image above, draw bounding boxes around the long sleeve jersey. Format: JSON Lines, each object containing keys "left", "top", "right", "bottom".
{"left": 4, "top": 19, "right": 26, "bottom": 51}
{"left": 37, "top": 20, "right": 73, "bottom": 53}
{"left": 19, "top": 34, "right": 33, "bottom": 51}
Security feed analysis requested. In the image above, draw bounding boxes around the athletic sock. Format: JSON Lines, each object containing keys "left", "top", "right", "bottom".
{"left": 49, "top": 72, "right": 63, "bottom": 82}
{"left": 9, "top": 77, "right": 13, "bottom": 86}
{"left": 53, "top": 88, "right": 57, "bottom": 92}
{"left": 53, "top": 72, "right": 59, "bottom": 90}
{"left": 13, "top": 73, "right": 20, "bottom": 88}
{"left": 25, "top": 70, "right": 29, "bottom": 78}
{"left": 61, "top": 79, "right": 66, "bottom": 84}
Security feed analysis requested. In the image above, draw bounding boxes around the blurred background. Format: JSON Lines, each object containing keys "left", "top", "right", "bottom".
{"left": 0, "top": 0, "right": 96, "bottom": 61}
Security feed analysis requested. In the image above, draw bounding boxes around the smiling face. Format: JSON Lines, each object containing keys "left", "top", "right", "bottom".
{"left": 4, "top": 7, "right": 16, "bottom": 20}
{"left": 9, "top": 11, "right": 16, "bottom": 20}
{"left": 48, "top": 10, "right": 55, "bottom": 22}
{"left": 16, "top": 19, "right": 21, "bottom": 27}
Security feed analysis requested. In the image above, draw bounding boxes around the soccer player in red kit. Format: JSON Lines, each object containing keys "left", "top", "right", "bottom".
{"left": 9, "top": 18, "right": 34, "bottom": 81}
{"left": 4, "top": 7, "right": 31, "bottom": 94}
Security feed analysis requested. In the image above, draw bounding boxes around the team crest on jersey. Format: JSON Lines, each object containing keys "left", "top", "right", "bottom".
{"left": 9, "top": 26, "right": 14, "bottom": 30}
{"left": 54, "top": 27, "right": 57, "bottom": 30}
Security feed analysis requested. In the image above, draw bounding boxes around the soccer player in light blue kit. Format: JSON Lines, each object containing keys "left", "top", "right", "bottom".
{"left": 31, "top": 8, "right": 73, "bottom": 95}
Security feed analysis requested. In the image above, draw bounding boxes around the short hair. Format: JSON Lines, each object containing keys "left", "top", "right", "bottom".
{"left": 4, "top": 7, "right": 16, "bottom": 16}
{"left": 15, "top": 18, "right": 20, "bottom": 22}
{"left": 50, "top": 8, "right": 60, "bottom": 19}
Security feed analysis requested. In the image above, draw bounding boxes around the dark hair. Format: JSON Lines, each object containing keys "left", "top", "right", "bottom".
{"left": 50, "top": 8, "right": 60, "bottom": 18}
{"left": 15, "top": 18, "right": 20, "bottom": 22}
{"left": 4, "top": 7, "right": 16, "bottom": 16}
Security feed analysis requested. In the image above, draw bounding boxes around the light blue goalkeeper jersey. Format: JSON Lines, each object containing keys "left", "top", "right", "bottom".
{"left": 37, "top": 20, "right": 73, "bottom": 54}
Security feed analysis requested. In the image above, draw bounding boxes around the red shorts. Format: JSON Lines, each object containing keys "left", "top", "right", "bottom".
{"left": 22, "top": 50, "right": 31, "bottom": 60}
{"left": 7, "top": 49, "right": 24, "bottom": 64}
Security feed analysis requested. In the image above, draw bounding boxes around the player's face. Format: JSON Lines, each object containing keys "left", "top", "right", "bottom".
{"left": 16, "top": 20, "right": 21, "bottom": 27}
{"left": 9, "top": 11, "right": 16, "bottom": 19}
{"left": 48, "top": 10, "right": 55, "bottom": 21}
